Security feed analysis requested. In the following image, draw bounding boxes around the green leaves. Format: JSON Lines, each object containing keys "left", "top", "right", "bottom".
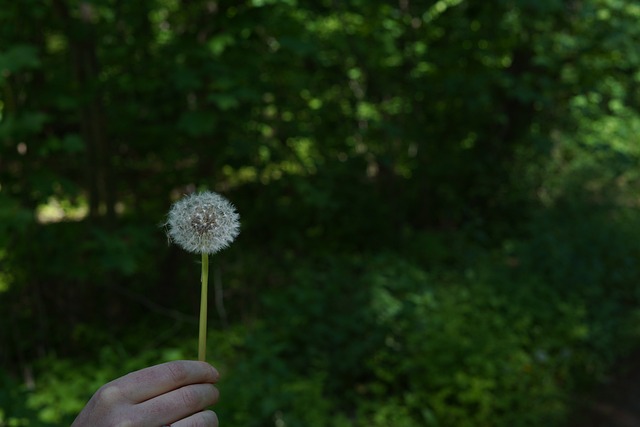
{"left": 0, "top": 44, "right": 40, "bottom": 81}
{"left": 0, "top": 112, "right": 48, "bottom": 140}
{"left": 177, "top": 111, "right": 216, "bottom": 137}
{"left": 2, "top": 0, "right": 640, "bottom": 425}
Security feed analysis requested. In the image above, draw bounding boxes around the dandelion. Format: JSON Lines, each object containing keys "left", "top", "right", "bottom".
{"left": 166, "top": 191, "right": 240, "bottom": 361}
{"left": 167, "top": 191, "right": 240, "bottom": 254}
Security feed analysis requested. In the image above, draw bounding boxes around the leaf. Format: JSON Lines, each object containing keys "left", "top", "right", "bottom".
{"left": 0, "top": 44, "right": 40, "bottom": 76}
{"left": 177, "top": 111, "right": 216, "bottom": 136}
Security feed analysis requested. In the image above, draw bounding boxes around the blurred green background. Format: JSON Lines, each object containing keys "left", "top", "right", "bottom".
{"left": 1, "top": 0, "right": 640, "bottom": 426}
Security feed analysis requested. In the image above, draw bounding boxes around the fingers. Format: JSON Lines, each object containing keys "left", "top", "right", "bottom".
{"left": 71, "top": 361, "right": 220, "bottom": 427}
{"left": 116, "top": 360, "right": 220, "bottom": 403}
{"left": 138, "top": 383, "right": 219, "bottom": 424}
{"left": 170, "top": 410, "right": 218, "bottom": 427}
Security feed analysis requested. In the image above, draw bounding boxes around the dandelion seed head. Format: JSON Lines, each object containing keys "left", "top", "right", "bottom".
{"left": 166, "top": 191, "right": 240, "bottom": 254}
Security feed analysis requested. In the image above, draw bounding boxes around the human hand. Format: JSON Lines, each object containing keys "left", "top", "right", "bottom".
{"left": 71, "top": 360, "right": 220, "bottom": 427}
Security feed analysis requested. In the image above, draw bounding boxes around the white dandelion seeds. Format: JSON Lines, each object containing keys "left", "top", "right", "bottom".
{"left": 166, "top": 191, "right": 240, "bottom": 254}
{"left": 165, "top": 190, "right": 240, "bottom": 362}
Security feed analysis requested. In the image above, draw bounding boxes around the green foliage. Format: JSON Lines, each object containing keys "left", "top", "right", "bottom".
{"left": 2, "top": 0, "right": 640, "bottom": 426}
{"left": 0, "top": 372, "right": 51, "bottom": 427}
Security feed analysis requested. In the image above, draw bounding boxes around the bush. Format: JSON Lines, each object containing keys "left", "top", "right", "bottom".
{"left": 5, "top": 210, "right": 640, "bottom": 427}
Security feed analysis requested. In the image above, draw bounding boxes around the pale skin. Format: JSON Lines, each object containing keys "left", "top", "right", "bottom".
{"left": 71, "top": 360, "right": 220, "bottom": 427}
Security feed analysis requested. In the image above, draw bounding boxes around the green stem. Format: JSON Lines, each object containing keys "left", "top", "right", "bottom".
{"left": 198, "top": 252, "right": 209, "bottom": 362}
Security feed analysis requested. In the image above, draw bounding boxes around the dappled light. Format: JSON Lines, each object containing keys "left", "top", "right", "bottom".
{"left": 1, "top": 0, "right": 640, "bottom": 426}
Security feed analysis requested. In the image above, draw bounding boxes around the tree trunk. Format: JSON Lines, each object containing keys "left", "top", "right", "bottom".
{"left": 53, "top": 0, "right": 115, "bottom": 223}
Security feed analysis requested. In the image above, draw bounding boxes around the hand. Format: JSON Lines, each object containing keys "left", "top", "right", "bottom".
{"left": 71, "top": 360, "right": 220, "bottom": 427}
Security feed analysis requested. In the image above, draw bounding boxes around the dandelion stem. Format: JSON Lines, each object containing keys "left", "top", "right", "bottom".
{"left": 198, "top": 252, "right": 209, "bottom": 362}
